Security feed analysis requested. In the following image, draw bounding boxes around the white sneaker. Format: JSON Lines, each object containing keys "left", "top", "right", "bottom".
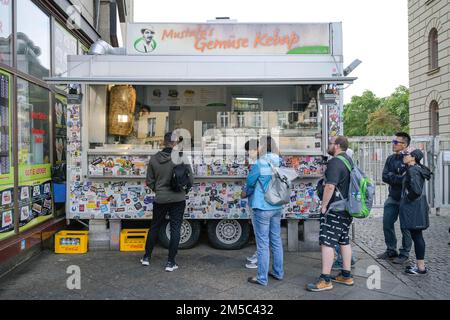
{"left": 165, "top": 261, "right": 179, "bottom": 272}
{"left": 245, "top": 262, "right": 258, "bottom": 269}
{"left": 140, "top": 257, "right": 150, "bottom": 266}
{"left": 246, "top": 253, "right": 257, "bottom": 264}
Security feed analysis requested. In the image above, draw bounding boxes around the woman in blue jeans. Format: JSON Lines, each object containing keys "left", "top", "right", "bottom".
{"left": 245, "top": 136, "right": 284, "bottom": 286}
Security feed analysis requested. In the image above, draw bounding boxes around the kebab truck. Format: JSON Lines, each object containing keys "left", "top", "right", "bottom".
{"left": 45, "top": 21, "right": 355, "bottom": 251}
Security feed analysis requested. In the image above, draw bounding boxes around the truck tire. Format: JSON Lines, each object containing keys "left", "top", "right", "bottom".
{"left": 207, "top": 219, "right": 250, "bottom": 250}
{"left": 158, "top": 220, "right": 201, "bottom": 250}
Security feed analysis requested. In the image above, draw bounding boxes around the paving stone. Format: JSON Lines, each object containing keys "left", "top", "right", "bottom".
{"left": 353, "top": 215, "right": 450, "bottom": 299}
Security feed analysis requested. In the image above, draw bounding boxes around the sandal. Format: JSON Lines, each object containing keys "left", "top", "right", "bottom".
{"left": 247, "top": 277, "right": 264, "bottom": 286}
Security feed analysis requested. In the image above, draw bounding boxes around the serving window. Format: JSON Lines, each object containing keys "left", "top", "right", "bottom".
{"left": 88, "top": 84, "right": 323, "bottom": 153}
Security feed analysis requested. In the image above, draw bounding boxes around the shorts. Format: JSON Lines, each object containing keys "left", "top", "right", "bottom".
{"left": 319, "top": 211, "right": 353, "bottom": 247}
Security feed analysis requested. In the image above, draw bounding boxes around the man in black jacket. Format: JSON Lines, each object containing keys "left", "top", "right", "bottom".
{"left": 141, "top": 132, "right": 194, "bottom": 271}
{"left": 377, "top": 132, "right": 412, "bottom": 264}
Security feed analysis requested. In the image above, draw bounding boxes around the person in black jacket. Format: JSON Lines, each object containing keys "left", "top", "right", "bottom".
{"left": 378, "top": 132, "right": 412, "bottom": 264}
{"left": 400, "top": 149, "right": 431, "bottom": 275}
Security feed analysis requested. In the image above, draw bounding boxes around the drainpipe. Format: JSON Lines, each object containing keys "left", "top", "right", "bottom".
{"left": 95, "top": 0, "right": 101, "bottom": 31}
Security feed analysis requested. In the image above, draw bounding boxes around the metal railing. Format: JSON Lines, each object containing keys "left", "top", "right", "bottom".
{"left": 348, "top": 136, "right": 434, "bottom": 208}
{"left": 437, "top": 136, "right": 450, "bottom": 208}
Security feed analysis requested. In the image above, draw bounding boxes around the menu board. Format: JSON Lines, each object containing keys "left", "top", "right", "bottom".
{"left": 148, "top": 86, "right": 227, "bottom": 107}
{"left": 0, "top": 71, "right": 10, "bottom": 178}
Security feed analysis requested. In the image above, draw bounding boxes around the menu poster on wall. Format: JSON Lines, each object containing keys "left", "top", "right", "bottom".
{"left": 0, "top": 71, "right": 11, "bottom": 181}
{"left": 54, "top": 94, "right": 67, "bottom": 165}
{"left": 0, "top": 187, "right": 14, "bottom": 233}
{"left": 1, "top": 210, "right": 13, "bottom": 233}
{"left": 148, "top": 86, "right": 227, "bottom": 107}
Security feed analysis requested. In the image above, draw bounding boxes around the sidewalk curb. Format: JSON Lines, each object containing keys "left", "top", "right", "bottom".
{"left": 352, "top": 239, "right": 434, "bottom": 300}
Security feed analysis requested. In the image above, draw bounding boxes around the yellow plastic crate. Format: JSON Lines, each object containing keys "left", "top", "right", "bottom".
{"left": 120, "top": 229, "right": 149, "bottom": 252}
{"left": 55, "top": 230, "right": 89, "bottom": 254}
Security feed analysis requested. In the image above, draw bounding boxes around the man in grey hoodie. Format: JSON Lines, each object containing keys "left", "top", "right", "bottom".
{"left": 141, "top": 132, "right": 194, "bottom": 271}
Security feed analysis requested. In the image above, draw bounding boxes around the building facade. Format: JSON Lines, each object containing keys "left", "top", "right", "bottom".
{"left": 0, "top": 0, "right": 131, "bottom": 273}
{"left": 409, "top": 0, "right": 450, "bottom": 136}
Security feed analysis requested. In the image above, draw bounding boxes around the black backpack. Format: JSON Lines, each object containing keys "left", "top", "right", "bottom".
{"left": 170, "top": 153, "right": 192, "bottom": 193}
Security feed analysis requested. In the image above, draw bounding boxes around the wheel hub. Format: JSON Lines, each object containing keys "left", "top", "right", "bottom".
{"left": 216, "top": 220, "right": 242, "bottom": 245}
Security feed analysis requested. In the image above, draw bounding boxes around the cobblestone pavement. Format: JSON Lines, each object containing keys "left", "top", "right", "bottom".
{"left": 0, "top": 242, "right": 422, "bottom": 300}
{"left": 353, "top": 210, "right": 450, "bottom": 300}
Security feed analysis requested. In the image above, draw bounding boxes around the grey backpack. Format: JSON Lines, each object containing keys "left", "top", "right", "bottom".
{"left": 328, "top": 156, "right": 375, "bottom": 218}
{"left": 259, "top": 162, "right": 291, "bottom": 206}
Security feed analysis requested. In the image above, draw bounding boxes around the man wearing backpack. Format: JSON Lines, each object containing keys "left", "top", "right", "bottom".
{"left": 141, "top": 132, "right": 194, "bottom": 271}
{"left": 307, "top": 136, "right": 355, "bottom": 292}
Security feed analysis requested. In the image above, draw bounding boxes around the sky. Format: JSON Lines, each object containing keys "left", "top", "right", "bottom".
{"left": 133, "top": 0, "right": 409, "bottom": 104}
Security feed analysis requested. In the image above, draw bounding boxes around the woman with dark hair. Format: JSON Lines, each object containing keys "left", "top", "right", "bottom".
{"left": 245, "top": 136, "right": 284, "bottom": 286}
{"left": 400, "top": 149, "right": 432, "bottom": 275}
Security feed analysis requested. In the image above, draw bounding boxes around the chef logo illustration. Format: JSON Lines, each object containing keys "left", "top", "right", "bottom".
{"left": 134, "top": 26, "right": 157, "bottom": 53}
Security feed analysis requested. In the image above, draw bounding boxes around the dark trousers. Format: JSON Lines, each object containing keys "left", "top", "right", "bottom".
{"left": 410, "top": 229, "right": 426, "bottom": 260}
{"left": 144, "top": 201, "right": 186, "bottom": 263}
{"left": 383, "top": 197, "right": 412, "bottom": 257}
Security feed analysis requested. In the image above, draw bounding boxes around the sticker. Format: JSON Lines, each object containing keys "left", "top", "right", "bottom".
{"left": 2, "top": 210, "right": 13, "bottom": 228}
{"left": 33, "top": 186, "right": 41, "bottom": 197}
{"left": 100, "top": 204, "right": 109, "bottom": 213}
{"left": 44, "top": 183, "right": 51, "bottom": 194}
{"left": 32, "top": 203, "right": 42, "bottom": 214}
{"left": 115, "top": 208, "right": 125, "bottom": 213}
{"left": 87, "top": 201, "right": 97, "bottom": 209}
{"left": 125, "top": 199, "right": 131, "bottom": 205}
{"left": 43, "top": 199, "right": 52, "bottom": 209}
{"left": 21, "top": 187, "right": 30, "bottom": 200}
{"left": 91, "top": 158, "right": 103, "bottom": 166}
{"left": 134, "top": 202, "right": 143, "bottom": 211}
{"left": 79, "top": 204, "right": 85, "bottom": 212}
{"left": 143, "top": 196, "right": 153, "bottom": 205}
{"left": 2, "top": 190, "right": 12, "bottom": 205}
{"left": 21, "top": 206, "right": 30, "bottom": 220}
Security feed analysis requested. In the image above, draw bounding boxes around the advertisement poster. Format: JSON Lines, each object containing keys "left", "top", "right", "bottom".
{"left": 127, "top": 23, "right": 330, "bottom": 56}
{"left": 0, "top": 187, "right": 14, "bottom": 234}
{"left": 54, "top": 94, "right": 67, "bottom": 165}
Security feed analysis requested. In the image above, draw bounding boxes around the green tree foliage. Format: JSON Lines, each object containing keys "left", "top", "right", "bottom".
{"left": 383, "top": 86, "right": 410, "bottom": 132}
{"left": 343, "top": 90, "right": 382, "bottom": 136}
{"left": 367, "top": 107, "right": 401, "bottom": 136}
{"left": 344, "top": 86, "right": 410, "bottom": 136}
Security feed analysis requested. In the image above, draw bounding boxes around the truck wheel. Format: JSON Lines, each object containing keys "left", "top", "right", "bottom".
{"left": 158, "top": 220, "right": 201, "bottom": 250}
{"left": 207, "top": 219, "right": 250, "bottom": 250}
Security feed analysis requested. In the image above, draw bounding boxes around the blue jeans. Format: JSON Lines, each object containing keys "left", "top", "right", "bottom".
{"left": 383, "top": 197, "right": 412, "bottom": 257}
{"left": 253, "top": 209, "right": 284, "bottom": 286}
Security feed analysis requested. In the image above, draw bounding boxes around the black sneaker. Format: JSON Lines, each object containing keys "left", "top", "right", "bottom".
{"left": 392, "top": 255, "right": 409, "bottom": 264}
{"left": 165, "top": 261, "right": 179, "bottom": 272}
{"left": 140, "top": 256, "right": 150, "bottom": 266}
{"left": 405, "top": 265, "right": 428, "bottom": 275}
{"left": 377, "top": 251, "right": 398, "bottom": 260}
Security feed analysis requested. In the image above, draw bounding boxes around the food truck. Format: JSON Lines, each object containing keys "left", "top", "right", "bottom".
{"left": 45, "top": 21, "right": 356, "bottom": 250}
